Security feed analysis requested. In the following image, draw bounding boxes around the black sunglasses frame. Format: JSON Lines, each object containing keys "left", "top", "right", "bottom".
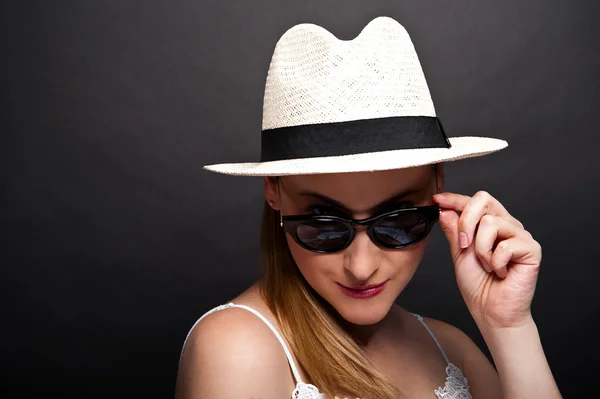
{"left": 282, "top": 204, "right": 440, "bottom": 253}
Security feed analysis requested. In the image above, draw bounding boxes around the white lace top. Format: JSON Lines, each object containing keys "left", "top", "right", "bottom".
{"left": 180, "top": 303, "right": 471, "bottom": 399}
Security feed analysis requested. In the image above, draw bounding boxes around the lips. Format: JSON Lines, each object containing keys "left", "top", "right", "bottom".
{"left": 342, "top": 281, "right": 388, "bottom": 290}
{"left": 336, "top": 279, "right": 389, "bottom": 299}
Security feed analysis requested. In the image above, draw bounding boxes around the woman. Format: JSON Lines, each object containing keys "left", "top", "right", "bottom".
{"left": 175, "top": 17, "right": 562, "bottom": 399}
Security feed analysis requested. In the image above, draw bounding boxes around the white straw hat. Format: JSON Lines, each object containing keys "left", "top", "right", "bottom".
{"left": 204, "top": 16, "right": 507, "bottom": 176}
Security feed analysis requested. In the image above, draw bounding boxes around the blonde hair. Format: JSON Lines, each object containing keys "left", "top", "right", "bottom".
{"left": 258, "top": 201, "right": 403, "bottom": 399}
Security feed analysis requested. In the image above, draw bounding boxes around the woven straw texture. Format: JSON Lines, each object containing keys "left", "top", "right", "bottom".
{"left": 203, "top": 16, "right": 508, "bottom": 176}
{"left": 262, "top": 16, "right": 435, "bottom": 130}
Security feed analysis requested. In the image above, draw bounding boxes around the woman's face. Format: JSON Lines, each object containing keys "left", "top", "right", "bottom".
{"left": 265, "top": 165, "right": 444, "bottom": 326}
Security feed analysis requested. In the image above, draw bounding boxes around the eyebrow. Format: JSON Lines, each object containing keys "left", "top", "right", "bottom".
{"left": 296, "top": 188, "right": 422, "bottom": 214}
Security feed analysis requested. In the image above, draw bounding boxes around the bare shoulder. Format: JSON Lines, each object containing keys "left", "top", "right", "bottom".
{"left": 418, "top": 316, "right": 479, "bottom": 367}
{"left": 420, "top": 316, "right": 503, "bottom": 399}
{"left": 175, "top": 305, "right": 295, "bottom": 399}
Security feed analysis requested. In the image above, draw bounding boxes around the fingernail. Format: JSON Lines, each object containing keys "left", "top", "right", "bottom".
{"left": 459, "top": 232, "right": 468, "bottom": 248}
{"left": 482, "top": 261, "right": 492, "bottom": 273}
{"left": 496, "top": 267, "right": 507, "bottom": 279}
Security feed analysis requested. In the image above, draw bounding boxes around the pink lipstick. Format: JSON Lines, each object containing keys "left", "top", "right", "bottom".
{"left": 337, "top": 280, "right": 389, "bottom": 299}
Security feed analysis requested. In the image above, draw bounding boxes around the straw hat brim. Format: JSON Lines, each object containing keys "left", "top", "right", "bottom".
{"left": 203, "top": 136, "right": 507, "bottom": 176}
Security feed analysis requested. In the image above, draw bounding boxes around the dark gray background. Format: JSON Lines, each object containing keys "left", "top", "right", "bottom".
{"left": 3, "top": 1, "right": 599, "bottom": 398}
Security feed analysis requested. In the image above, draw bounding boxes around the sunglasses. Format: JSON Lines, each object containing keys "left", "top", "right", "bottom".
{"left": 281, "top": 205, "right": 440, "bottom": 253}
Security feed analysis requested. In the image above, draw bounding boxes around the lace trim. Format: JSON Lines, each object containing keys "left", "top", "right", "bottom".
{"left": 292, "top": 363, "right": 470, "bottom": 399}
{"left": 434, "top": 363, "right": 471, "bottom": 399}
{"left": 292, "top": 382, "right": 326, "bottom": 399}
{"left": 292, "top": 382, "right": 361, "bottom": 399}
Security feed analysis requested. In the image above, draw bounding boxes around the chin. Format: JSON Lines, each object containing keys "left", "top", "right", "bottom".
{"left": 333, "top": 298, "right": 393, "bottom": 326}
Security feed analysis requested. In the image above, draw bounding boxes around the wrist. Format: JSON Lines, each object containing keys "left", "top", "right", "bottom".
{"left": 477, "top": 315, "right": 539, "bottom": 355}
{"left": 475, "top": 316, "right": 562, "bottom": 399}
{"left": 474, "top": 313, "right": 536, "bottom": 339}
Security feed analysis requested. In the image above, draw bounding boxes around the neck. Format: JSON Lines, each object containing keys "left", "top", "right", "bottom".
{"left": 337, "top": 308, "right": 394, "bottom": 347}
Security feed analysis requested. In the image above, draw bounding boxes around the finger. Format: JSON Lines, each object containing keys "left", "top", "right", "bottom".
{"left": 457, "top": 191, "right": 523, "bottom": 248}
{"left": 458, "top": 192, "right": 497, "bottom": 249}
{"left": 434, "top": 191, "right": 515, "bottom": 219}
{"left": 437, "top": 207, "right": 461, "bottom": 259}
{"left": 474, "top": 215, "right": 520, "bottom": 273}
{"left": 433, "top": 192, "right": 471, "bottom": 212}
{"left": 490, "top": 237, "right": 542, "bottom": 279}
{"left": 435, "top": 191, "right": 524, "bottom": 230}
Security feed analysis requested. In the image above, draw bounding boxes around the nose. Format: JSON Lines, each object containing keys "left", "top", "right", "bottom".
{"left": 343, "top": 228, "right": 380, "bottom": 283}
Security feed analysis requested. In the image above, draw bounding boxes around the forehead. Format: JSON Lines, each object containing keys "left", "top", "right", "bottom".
{"left": 280, "top": 166, "right": 434, "bottom": 211}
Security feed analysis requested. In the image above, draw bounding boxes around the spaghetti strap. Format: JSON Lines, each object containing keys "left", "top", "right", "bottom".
{"left": 412, "top": 313, "right": 451, "bottom": 365}
{"left": 180, "top": 302, "right": 304, "bottom": 385}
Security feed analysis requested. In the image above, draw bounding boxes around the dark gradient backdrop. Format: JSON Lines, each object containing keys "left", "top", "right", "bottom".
{"left": 3, "top": 1, "right": 599, "bottom": 398}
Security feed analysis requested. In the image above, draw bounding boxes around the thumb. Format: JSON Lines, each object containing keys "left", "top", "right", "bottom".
{"left": 438, "top": 208, "right": 461, "bottom": 258}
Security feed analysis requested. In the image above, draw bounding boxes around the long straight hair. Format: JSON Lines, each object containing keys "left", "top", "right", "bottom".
{"left": 258, "top": 202, "right": 402, "bottom": 399}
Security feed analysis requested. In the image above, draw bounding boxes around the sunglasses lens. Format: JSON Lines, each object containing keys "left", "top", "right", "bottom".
{"left": 372, "top": 211, "right": 429, "bottom": 247}
{"left": 296, "top": 219, "right": 350, "bottom": 252}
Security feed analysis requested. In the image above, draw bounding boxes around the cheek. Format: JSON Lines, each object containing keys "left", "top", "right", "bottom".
{"left": 385, "top": 238, "right": 429, "bottom": 281}
{"left": 285, "top": 234, "right": 430, "bottom": 290}
{"left": 285, "top": 235, "right": 341, "bottom": 285}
